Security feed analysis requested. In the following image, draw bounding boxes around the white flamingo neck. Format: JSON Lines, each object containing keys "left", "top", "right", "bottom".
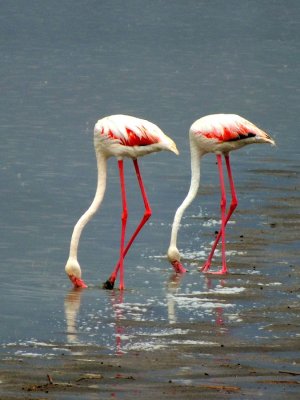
{"left": 168, "top": 140, "right": 202, "bottom": 261}
{"left": 69, "top": 152, "right": 107, "bottom": 259}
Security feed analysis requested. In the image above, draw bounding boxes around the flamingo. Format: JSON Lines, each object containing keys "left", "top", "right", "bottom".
{"left": 65, "top": 114, "right": 179, "bottom": 290}
{"left": 167, "top": 114, "right": 275, "bottom": 275}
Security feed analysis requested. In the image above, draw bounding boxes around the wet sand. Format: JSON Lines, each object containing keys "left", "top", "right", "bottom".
{"left": 1, "top": 335, "right": 300, "bottom": 399}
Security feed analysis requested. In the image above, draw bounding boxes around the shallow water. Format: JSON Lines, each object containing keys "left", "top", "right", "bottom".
{"left": 1, "top": 1, "right": 299, "bottom": 398}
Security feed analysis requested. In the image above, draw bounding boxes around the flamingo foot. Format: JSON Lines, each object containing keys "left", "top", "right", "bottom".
{"left": 205, "top": 269, "right": 228, "bottom": 276}
{"left": 103, "top": 278, "right": 115, "bottom": 290}
{"left": 68, "top": 274, "right": 88, "bottom": 289}
{"left": 200, "top": 261, "right": 211, "bottom": 273}
{"left": 171, "top": 260, "right": 188, "bottom": 274}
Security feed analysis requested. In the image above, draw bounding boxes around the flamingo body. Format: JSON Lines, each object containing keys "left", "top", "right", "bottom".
{"left": 168, "top": 114, "right": 275, "bottom": 275}
{"left": 94, "top": 115, "right": 178, "bottom": 158}
{"left": 190, "top": 114, "right": 274, "bottom": 154}
{"left": 66, "top": 114, "right": 178, "bottom": 289}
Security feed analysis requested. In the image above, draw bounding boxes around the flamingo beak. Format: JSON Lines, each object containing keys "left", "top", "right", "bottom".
{"left": 68, "top": 275, "right": 88, "bottom": 289}
{"left": 171, "top": 143, "right": 179, "bottom": 155}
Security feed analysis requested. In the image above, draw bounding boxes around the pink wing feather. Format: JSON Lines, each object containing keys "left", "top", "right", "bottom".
{"left": 109, "top": 126, "right": 160, "bottom": 147}
{"left": 196, "top": 115, "right": 260, "bottom": 142}
{"left": 98, "top": 115, "right": 161, "bottom": 147}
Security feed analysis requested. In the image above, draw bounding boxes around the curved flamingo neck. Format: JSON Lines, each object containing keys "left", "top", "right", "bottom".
{"left": 69, "top": 152, "right": 107, "bottom": 259}
{"left": 169, "top": 139, "right": 202, "bottom": 253}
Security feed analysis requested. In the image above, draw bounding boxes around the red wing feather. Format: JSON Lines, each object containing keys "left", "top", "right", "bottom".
{"left": 104, "top": 126, "right": 160, "bottom": 147}
{"left": 203, "top": 123, "right": 255, "bottom": 142}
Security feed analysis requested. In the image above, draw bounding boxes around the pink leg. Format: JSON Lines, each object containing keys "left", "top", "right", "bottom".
{"left": 202, "top": 154, "right": 238, "bottom": 272}
{"left": 218, "top": 154, "right": 227, "bottom": 274}
{"left": 103, "top": 159, "right": 152, "bottom": 289}
{"left": 201, "top": 154, "right": 236, "bottom": 274}
{"left": 201, "top": 154, "right": 238, "bottom": 272}
{"left": 117, "top": 160, "right": 128, "bottom": 290}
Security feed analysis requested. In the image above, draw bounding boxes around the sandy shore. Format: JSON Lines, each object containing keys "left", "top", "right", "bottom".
{"left": 1, "top": 341, "right": 300, "bottom": 399}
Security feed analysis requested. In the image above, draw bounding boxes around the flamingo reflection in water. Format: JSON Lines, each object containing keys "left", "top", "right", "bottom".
{"left": 64, "top": 289, "right": 125, "bottom": 354}
{"left": 166, "top": 272, "right": 230, "bottom": 332}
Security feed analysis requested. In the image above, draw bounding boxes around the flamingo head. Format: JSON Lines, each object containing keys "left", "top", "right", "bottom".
{"left": 167, "top": 246, "right": 187, "bottom": 274}
{"left": 65, "top": 258, "right": 88, "bottom": 288}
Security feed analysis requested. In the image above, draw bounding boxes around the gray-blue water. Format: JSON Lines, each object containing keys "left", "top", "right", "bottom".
{"left": 1, "top": 0, "right": 299, "bottom": 364}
